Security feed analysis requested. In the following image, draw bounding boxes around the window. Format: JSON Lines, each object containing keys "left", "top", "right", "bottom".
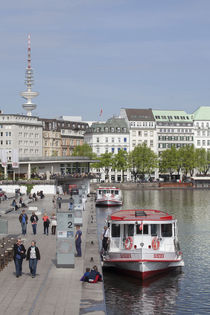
{"left": 136, "top": 224, "right": 148, "bottom": 235}
{"left": 161, "top": 224, "right": 172, "bottom": 237}
{"left": 112, "top": 224, "right": 120, "bottom": 237}
{"left": 112, "top": 138, "right": 114, "bottom": 143}
{"left": 138, "top": 131, "right": 142, "bottom": 136}
{"left": 97, "top": 137, "right": 99, "bottom": 143}
{"left": 124, "top": 138, "right": 127, "bottom": 143}
{"left": 151, "top": 224, "right": 157, "bottom": 236}
{"left": 105, "top": 137, "right": 108, "bottom": 143}
{"left": 127, "top": 224, "right": 134, "bottom": 236}
{"left": 112, "top": 148, "right": 114, "bottom": 153}
{"left": 197, "top": 140, "right": 201, "bottom": 146}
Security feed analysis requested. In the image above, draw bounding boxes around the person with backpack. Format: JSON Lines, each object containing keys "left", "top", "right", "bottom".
{"left": 19, "top": 210, "right": 28, "bottom": 235}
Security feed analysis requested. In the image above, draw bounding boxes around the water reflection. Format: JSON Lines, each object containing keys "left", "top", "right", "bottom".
{"left": 104, "top": 269, "right": 183, "bottom": 315}
{"left": 96, "top": 189, "right": 210, "bottom": 315}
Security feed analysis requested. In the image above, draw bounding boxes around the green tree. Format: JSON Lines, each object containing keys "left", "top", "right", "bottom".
{"left": 159, "top": 146, "right": 180, "bottom": 180}
{"left": 195, "top": 148, "right": 210, "bottom": 175}
{"left": 95, "top": 152, "right": 113, "bottom": 181}
{"left": 129, "top": 143, "right": 158, "bottom": 180}
{"left": 179, "top": 145, "right": 195, "bottom": 176}
{"left": 112, "top": 150, "right": 128, "bottom": 182}
{"left": 72, "top": 143, "right": 94, "bottom": 158}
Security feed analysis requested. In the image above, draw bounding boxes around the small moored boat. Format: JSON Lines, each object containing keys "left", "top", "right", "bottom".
{"left": 102, "top": 209, "right": 184, "bottom": 280}
{"left": 95, "top": 187, "right": 123, "bottom": 207}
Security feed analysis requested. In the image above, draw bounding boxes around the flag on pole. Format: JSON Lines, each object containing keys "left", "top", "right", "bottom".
{"left": 99, "top": 109, "right": 103, "bottom": 116}
{"left": 139, "top": 221, "right": 143, "bottom": 232}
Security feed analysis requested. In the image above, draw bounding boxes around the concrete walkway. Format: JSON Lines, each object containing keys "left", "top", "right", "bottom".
{"left": 0, "top": 195, "right": 106, "bottom": 315}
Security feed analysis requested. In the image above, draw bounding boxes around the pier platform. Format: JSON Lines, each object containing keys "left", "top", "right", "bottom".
{"left": 0, "top": 195, "right": 106, "bottom": 315}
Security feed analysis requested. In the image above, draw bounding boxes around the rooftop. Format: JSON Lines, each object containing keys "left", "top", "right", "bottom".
{"left": 192, "top": 106, "right": 210, "bottom": 121}
{"left": 109, "top": 209, "right": 174, "bottom": 221}
{"left": 152, "top": 110, "right": 193, "bottom": 122}
{"left": 123, "top": 108, "right": 155, "bottom": 121}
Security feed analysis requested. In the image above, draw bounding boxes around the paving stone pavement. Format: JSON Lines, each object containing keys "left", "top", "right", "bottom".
{"left": 0, "top": 195, "right": 106, "bottom": 315}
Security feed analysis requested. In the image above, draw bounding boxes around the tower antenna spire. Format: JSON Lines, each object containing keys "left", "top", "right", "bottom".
{"left": 21, "top": 34, "right": 39, "bottom": 116}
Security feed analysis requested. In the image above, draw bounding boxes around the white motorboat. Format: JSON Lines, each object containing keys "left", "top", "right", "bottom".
{"left": 102, "top": 209, "right": 184, "bottom": 280}
{"left": 95, "top": 187, "right": 123, "bottom": 207}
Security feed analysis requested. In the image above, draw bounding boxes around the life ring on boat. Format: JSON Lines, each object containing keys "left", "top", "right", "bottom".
{"left": 152, "top": 237, "right": 160, "bottom": 250}
{"left": 124, "top": 237, "right": 133, "bottom": 250}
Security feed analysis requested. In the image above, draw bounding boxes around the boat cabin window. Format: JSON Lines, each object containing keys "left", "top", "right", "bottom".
{"left": 111, "top": 190, "right": 114, "bottom": 194}
{"left": 136, "top": 224, "right": 148, "bottom": 235}
{"left": 98, "top": 190, "right": 101, "bottom": 194}
{"left": 127, "top": 224, "right": 134, "bottom": 236}
{"left": 151, "top": 224, "right": 158, "bottom": 236}
{"left": 111, "top": 224, "right": 120, "bottom": 237}
{"left": 103, "top": 190, "right": 107, "bottom": 194}
{"left": 115, "top": 190, "right": 119, "bottom": 195}
{"left": 161, "top": 224, "right": 172, "bottom": 237}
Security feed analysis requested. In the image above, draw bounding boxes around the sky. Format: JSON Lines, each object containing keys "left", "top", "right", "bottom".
{"left": 1, "top": 0, "right": 210, "bottom": 121}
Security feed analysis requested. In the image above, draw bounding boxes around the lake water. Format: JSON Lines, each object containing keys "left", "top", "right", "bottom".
{"left": 96, "top": 189, "right": 210, "bottom": 315}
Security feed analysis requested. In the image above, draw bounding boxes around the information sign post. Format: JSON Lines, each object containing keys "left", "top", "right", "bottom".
{"left": 56, "top": 210, "right": 75, "bottom": 268}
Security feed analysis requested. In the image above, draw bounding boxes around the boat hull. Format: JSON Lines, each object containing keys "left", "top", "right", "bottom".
{"left": 103, "top": 260, "right": 184, "bottom": 280}
{"left": 96, "top": 199, "right": 122, "bottom": 206}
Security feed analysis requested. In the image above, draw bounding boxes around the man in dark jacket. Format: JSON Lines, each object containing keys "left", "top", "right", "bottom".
{"left": 26, "top": 241, "right": 41, "bottom": 278}
{"left": 19, "top": 210, "right": 28, "bottom": 235}
{"left": 30, "top": 212, "right": 39, "bottom": 235}
{"left": 13, "top": 239, "right": 26, "bottom": 277}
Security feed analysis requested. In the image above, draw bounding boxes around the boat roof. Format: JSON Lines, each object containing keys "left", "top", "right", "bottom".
{"left": 97, "top": 187, "right": 120, "bottom": 190}
{"left": 109, "top": 209, "right": 174, "bottom": 222}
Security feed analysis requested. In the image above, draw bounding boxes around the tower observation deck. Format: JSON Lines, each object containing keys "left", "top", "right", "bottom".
{"left": 21, "top": 34, "right": 39, "bottom": 116}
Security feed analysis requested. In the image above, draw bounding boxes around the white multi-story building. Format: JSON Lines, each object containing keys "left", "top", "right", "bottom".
{"left": 119, "top": 108, "right": 157, "bottom": 153}
{"left": 0, "top": 114, "right": 43, "bottom": 162}
{"left": 84, "top": 117, "right": 129, "bottom": 156}
{"left": 153, "top": 110, "right": 194, "bottom": 155}
{"left": 84, "top": 116, "right": 130, "bottom": 182}
{"left": 193, "top": 106, "right": 210, "bottom": 151}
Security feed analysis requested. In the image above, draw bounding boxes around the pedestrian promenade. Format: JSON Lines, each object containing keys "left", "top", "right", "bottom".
{"left": 0, "top": 195, "right": 106, "bottom": 315}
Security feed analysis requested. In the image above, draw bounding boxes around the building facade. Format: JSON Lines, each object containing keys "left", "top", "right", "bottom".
{"left": 152, "top": 110, "right": 194, "bottom": 155}
{"left": 120, "top": 108, "right": 157, "bottom": 153}
{"left": 192, "top": 106, "right": 210, "bottom": 151}
{"left": 0, "top": 114, "right": 43, "bottom": 162}
{"left": 84, "top": 117, "right": 130, "bottom": 182}
{"left": 41, "top": 118, "right": 88, "bottom": 157}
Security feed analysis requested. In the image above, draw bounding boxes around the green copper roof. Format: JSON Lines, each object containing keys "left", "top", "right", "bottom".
{"left": 152, "top": 110, "right": 193, "bottom": 122}
{"left": 192, "top": 106, "right": 210, "bottom": 120}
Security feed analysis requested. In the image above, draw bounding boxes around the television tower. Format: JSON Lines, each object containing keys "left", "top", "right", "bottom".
{"left": 21, "top": 34, "right": 39, "bottom": 116}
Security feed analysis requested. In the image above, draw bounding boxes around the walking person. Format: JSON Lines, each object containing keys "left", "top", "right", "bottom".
{"left": 42, "top": 213, "right": 50, "bottom": 235}
{"left": 51, "top": 213, "right": 57, "bottom": 235}
{"left": 52, "top": 195, "right": 56, "bottom": 208}
{"left": 13, "top": 239, "right": 26, "bottom": 278}
{"left": 57, "top": 195, "right": 62, "bottom": 209}
{"left": 19, "top": 210, "right": 28, "bottom": 235}
{"left": 69, "top": 196, "right": 74, "bottom": 211}
{"left": 75, "top": 225, "right": 82, "bottom": 257}
{"left": 30, "top": 211, "right": 39, "bottom": 235}
{"left": 26, "top": 241, "right": 40, "bottom": 278}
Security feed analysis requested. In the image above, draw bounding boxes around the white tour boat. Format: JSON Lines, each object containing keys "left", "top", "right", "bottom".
{"left": 102, "top": 209, "right": 184, "bottom": 280}
{"left": 95, "top": 187, "right": 123, "bottom": 206}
